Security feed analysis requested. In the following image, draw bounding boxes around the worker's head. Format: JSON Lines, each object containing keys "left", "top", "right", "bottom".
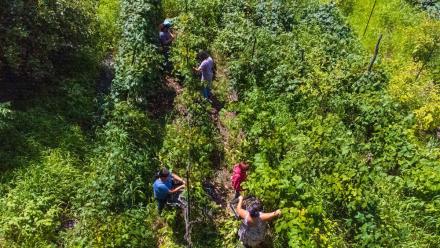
{"left": 158, "top": 168, "right": 170, "bottom": 181}
{"left": 160, "top": 23, "right": 168, "bottom": 32}
{"left": 197, "top": 50, "right": 209, "bottom": 61}
{"left": 247, "top": 200, "right": 262, "bottom": 218}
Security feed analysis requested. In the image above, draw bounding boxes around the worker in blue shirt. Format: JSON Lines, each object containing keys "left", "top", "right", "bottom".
{"left": 153, "top": 168, "right": 185, "bottom": 213}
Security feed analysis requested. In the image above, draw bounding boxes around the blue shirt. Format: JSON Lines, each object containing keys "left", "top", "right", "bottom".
{"left": 153, "top": 173, "right": 173, "bottom": 200}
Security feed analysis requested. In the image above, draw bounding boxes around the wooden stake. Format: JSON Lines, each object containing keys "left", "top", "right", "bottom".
{"left": 367, "top": 34, "right": 383, "bottom": 73}
{"left": 363, "top": 0, "right": 377, "bottom": 37}
{"left": 184, "top": 118, "right": 192, "bottom": 248}
{"left": 185, "top": 0, "right": 191, "bottom": 69}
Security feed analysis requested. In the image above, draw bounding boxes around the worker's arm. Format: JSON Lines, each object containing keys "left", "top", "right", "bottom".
{"left": 197, "top": 63, "right": 204, "bottom": 71}
{"left": 172, "top": 173, "right": 185, "bottom": 184}
{"left": 236, "top": 196, "right": 248, "bottom": 219}
{"left": 169, "top": 184, "right": 185, "bottom": 193}
{"left": 259, "top": 209, "right": 281, "bottom": 222}
{"left": 193, "top": 66, "right": 202, "bottom": 72}
{"left": 194, "top": 61, "right": 206, "bottom": 72}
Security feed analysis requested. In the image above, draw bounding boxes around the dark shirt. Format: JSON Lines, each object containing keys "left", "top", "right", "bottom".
{"left": 159, "top": 31, "right": 172, "bottom": 46}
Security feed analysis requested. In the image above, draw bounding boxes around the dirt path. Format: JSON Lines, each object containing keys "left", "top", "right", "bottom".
{"left": 146, "top": 75, "right": 188, "bottom": 118}
{"left": 152, "top": 74, "right": 191, "bottom": 248}
{"left": 164, "top": 75, "right": 183, "bottom": 94}
{"left": 203, "top": 76, "right": 241, "bottom": 212}
{"left": 152, "top": 68, "right": 238, "bottom": 244}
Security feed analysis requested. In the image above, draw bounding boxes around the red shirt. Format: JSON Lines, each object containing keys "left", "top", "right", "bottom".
{"left": 231, "top": 162, "right": 247, "bottom": 191}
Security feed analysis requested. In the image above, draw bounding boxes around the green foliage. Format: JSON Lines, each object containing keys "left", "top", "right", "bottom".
{"left": 59, "top": 80, "right": 96, "bottom": 126}
{"left": 213, "top": 0, "right": 440, "bottom": 246}
{"left": 97, "top": 0, "right": 122, "bottom": 52}
{"left": 65, "top": 1, "right": 163, "bottom": 245}
{"left": 0, "top": 0, "right": 99, "bottom": 101}
{"left": 63, "top": 207, "right": 157, "bottom": 247}
{"left": 157, "top": 2, "right": 229, "bottom": 247}
{"left": 1, "top": 0, "right": 162, "bottom": 246}
{"left": 160, "top": 115, "right": 217, "bottom": 179}
{"left": 80, "top": 0, "right": 163, "bottom": 213}
{"left": 0, "top": 150, "right": 83, "bottom": 247}
{"left": 1, "top": 0, "right": 439, "bottom": 247}
{"left": 330, "top": 0, "right": 440, "bottom": 133}
{"left": 0, "top": 104, "right": 90, "bottom": 174}
{"left": 158, "top": 89, "right": 223, "bottom": 246}
{"left": 0, "top": 103, "right": 12, "bottom": 130}
{"left": 111, "top": 0, "right": 162, "bottom": 102}
{"left": 168, "top": 0, "right": 222, "bottom": 82}
{"left": 0, "top": 96, "right": 93, "bottom": 245}
{"left": 406, "top": 0, "right": 440, "bottom": 19}
{"left": 77, "top": 101, "right": 158, "bottom": 213}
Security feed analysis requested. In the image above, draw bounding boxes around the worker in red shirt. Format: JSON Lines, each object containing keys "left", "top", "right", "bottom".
{"left": 231, "top": 162, "right": 250, "bottom": 199}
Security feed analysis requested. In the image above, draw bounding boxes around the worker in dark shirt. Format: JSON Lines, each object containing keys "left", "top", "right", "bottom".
{"left": 159, "top": 19, "right": 174, "bottom": 71}
{"left": 159, "top": 20, "right": 174, "bottom": 47}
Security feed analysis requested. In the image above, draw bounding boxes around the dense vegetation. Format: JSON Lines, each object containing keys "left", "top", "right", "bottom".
{"left": 406, "top": 0, "right": 440, "bottom": 18}
{"left": 1, "top": 0, "right": 439, "bottom": 247}
{"left": 329, "top": 0, "right": 440, "bottom": 135}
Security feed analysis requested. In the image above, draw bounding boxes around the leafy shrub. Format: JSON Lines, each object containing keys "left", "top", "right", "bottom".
{"left": 0, "top": 103, "right": 12, "bottom": 130}
{"left": 111, "top": 0, "right": 162, "bottom": 102}
{"left": 212, "top": 0, "right": 440, "bottom": 246}
{"left": 97, "top": 0, "right": 122, "bottom": 52}
{"left": 77, "top": 101, "right": 157, "bottom": 213}
{"left": 0, "top": 0, "right": 98, "bottom": 101}
{"left": 63, "top": 208, "right": 157, "bottom": 247}
{"left": 0, "top": 150, "right": 83, "bottom": 247}
{"left": 406, "top": 0, "right": 440, "bottom": 19}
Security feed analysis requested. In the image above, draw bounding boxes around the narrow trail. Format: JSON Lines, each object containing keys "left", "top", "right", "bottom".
{"left": 152, "top": 74, "right": 190, "bottom": 248}
{"left": 164, "top": 76, "right": 189, "bottom": 116}
{"left": 203, "top": 68, "right": 242, "bottom": 213}
{"left": 151, "top": 59, "right": 242, "bottom": 246}
{"left": 154, "top": 71, "right": 235, "bottom": 209}
{"left": 203, "top": 102, "right": 233, "bottom": 209}
{"left": 156, "top": 69, "right": 237, "bottom": 211}
{"left": 163, "top": 75, "right": 183, "bottom": 94}
{"left": 146, "top": 75, "right": 187, "bottom": 118}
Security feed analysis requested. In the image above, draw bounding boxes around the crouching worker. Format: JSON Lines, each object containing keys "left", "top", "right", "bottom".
{"left": 153, "top": 168, "right": 185, "bottom": 213}
{"left": 231, "top": 162, "right": 249, "bottom": 200}
{"left": 236, "top": 196, "right": 281, "bottom": 248}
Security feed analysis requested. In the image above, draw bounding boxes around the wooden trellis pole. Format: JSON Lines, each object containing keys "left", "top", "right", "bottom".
{"left": 363, "top": 0, "right": 378, "bottom": 37}
{"left": 185, "top": 0, "right": 190, "bottom": 69}
{"left": 184, "top": 116, "right": 192, "bottom": 248}
{"left": 367, "top": 34, "right": 383, "bottom": 73}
